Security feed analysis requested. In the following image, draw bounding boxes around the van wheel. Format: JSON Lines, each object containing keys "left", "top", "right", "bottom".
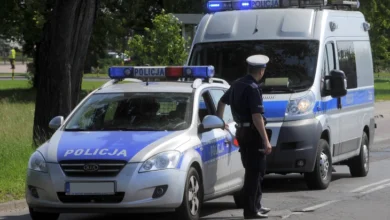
{"left": 175, "top": 167, "right": 204, "bottom": 220}
{"left": 304, "top": 139, "right": 332, "bottom": 190}
{"left": 233, "top": 188, "right": 244, "bottom": 208}
{"left": 348, "top": 132, "right": 369, "bottom": 177}
{"left": 29, "top": 208, "right": 59, "bottom": 220}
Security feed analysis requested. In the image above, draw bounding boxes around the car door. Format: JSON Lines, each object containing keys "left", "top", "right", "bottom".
{"left": 321, "top": 41, "right": 342, "bottom": 157}
{"left": 336, "top": 41, "right": 361, "bottom": 155}
{"left": 197, "top": 89, "right": 231, "bottom": 195}
{"left": 208, "top": 89, "right": 241, "bottom": 191}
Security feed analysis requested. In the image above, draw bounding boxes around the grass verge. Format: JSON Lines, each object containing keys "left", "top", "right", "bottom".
{"left": 0, "top": 80, "right": 105, "bottom": 203}
{"left": 374, "top": 72, "right": 390, "bottom": 101}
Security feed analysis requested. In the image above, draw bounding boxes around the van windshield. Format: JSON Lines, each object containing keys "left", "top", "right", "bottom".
{"left": 188, "top": 40, "right": 319, "bottom": 93}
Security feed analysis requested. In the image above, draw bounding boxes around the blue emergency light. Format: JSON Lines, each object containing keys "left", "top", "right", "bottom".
{"left": 207, "top": 0, "right": 280, "bottom": 12}
{"left": 108, "top": 66, "right": 215, "bottom": 80}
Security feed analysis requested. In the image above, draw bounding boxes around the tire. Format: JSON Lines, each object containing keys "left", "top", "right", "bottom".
{"left": 233, "top": 188, "right": 244, "bottom": 209}
{"left": 304, "top": 139, "right": 332, "bottom": 190}
{"left": 175, "top": 167, "right": 204, "bottom": 220}
{"left": 29, "top": 208, "right": 60, "bottom": 220}
{"left": 348, "top": 132, "right": 369, "bottom": 177}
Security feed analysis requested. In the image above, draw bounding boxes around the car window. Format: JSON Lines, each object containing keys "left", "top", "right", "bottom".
{"left": 209, "top": 89, "right": 234, "bottom": 123}
{"left": 64, "top": 92, "right": 192, "bottom": 131}
{"left": 198, "top": 91, "right": 215, "bottom": 123}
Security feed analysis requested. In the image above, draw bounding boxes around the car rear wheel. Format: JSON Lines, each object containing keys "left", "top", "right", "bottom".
{"left": 29, "top": 208, "right": 59, "bottom": 220}
{"left": 175, "top": 167, "right": 204, "bottom": 220}
{"left": 348, "top": 132, "right": 369, "bottom": 177}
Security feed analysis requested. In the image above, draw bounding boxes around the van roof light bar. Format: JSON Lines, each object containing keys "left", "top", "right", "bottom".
{"left": 205, "top": 0, "right": 360, "bottom": 12}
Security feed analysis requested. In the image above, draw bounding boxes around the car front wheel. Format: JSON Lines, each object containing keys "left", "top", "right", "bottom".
{"left": 175, "top": 167, "right": 204, "bottom": 220}
{"left": 304, "top": 139, "right": 332, "bottom": 190}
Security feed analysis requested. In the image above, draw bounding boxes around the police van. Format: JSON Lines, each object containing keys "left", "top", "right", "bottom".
{"left": 188, "top": 0, "right": 376, "bottom": 190}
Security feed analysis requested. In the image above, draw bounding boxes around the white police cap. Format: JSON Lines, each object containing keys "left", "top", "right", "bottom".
{"left": 246, "top": 54, "right": 269, "bottom": 68}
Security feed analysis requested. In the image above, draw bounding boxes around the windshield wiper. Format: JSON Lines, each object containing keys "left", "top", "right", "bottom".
{"left": 101, "top": 127, "right": 161, "bottom": 131}
{"left": 64, "top": 128, "right": 88, "bottom": 131}
{"left": 262, "top": 87, "right": 297, "bottom": 93}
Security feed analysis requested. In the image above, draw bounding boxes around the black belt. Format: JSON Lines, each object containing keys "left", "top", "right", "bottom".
{"left": 236, "top": 122, "right": 252, "bottom": 128}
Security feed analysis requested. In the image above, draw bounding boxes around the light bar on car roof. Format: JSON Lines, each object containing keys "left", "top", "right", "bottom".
{"left": 108, "top": 66, "right": 215, "bottom": 80}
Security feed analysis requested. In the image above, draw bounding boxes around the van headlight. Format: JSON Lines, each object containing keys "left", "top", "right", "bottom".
{"left": 139, "top": 151, "right": 181, "bottom": 173}
{"left": 28, "top": 151, "right": 48, "bottom": 173}
{"left": 285, "top": 91, "right": 316, "bottom": 116}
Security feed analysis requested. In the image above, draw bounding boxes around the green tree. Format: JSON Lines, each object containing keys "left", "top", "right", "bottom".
{"left": 127, "top": 10, "right": 189, "bottom": 66}
{"left": 33, "top": 0, "right": 99, "bottom": 146}
{"left": 359, "top": 0, "right": 390, "bottom": 72}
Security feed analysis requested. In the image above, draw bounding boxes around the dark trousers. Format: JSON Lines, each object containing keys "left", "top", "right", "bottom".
{"left": 236, "top": 126, "right": 267, "bottom": 215}
{"left": 9, "top": 59, "right": 15, "bottom": 69}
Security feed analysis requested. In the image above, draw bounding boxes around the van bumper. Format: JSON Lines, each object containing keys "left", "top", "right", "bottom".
{"left": 266, "top": 118, "right": 323, "bottom": 174}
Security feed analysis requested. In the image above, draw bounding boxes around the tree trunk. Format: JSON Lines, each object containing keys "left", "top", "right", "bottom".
{"left": 33, "top": 0, "right": 99, "bottom": 146}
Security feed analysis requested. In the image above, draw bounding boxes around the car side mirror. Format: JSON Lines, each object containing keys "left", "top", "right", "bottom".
{"left": 324, "top": 70, "right": 347, "bottom": 98}
{"left": 198, "top": 115, "right": 225, "bottom": 133}
{"left": 49, "top": 116, "right": 64, "bottom": 130}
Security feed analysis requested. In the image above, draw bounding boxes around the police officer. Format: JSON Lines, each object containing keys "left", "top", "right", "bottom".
{"left": 216, "top": 54, "right": 272, "bottom": 219}
{"left": 9, "top": 47, "right": 16, "bottom": 70}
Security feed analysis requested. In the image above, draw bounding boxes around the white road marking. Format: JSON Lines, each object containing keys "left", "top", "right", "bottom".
{"left": 359, "top": 182, "right": 390, "bottom": 195}
{"left": 350, "top": 178, "right": 390, "bottom": 193}
{"left": 301, "top": 200, "right": 340, "bottom": 212}
{"left": 281, "top": 212, "right": 304, "bottom": 219}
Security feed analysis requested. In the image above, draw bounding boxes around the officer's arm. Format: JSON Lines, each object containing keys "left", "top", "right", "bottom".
{"left": 248, "top": 88, "right": 270, "bottom": 144}
{"left": 216, "top": 88, "right": 231, "bottom": 119}
{"left": 216, "top": 101, "right": 225, "bottom": 119}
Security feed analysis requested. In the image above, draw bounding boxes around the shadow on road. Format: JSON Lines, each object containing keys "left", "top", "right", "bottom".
{"left": 262, "top": 172, "right": 352, "bottom": 193}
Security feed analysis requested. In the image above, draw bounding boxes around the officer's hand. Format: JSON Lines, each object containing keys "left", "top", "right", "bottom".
{"left": 264, "top": 140, "right": 272, "bottom": 155}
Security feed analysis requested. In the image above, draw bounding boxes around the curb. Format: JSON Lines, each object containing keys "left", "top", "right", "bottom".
{"left": 0, "top": 199, "right": 27, "bottom": 213}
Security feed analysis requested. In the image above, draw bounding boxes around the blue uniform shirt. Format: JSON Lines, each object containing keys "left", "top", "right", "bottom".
{"left": 221, "top": 74, "right": 265, "bottom": 123}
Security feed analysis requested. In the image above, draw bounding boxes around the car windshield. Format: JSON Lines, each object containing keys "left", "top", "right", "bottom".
{"left": 188, "top": 40, "right": 319, "bottom": 93}
{"left": 64, "top": 92, "right": 193, "bottom": 131}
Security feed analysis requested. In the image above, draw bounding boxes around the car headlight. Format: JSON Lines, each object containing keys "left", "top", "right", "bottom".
{"left": 28, "top": 151, "right": 48, "bottom": 173}
{"left": 285, "top": 91, "right": 316, "bottom": 116}
{"left": 139, "top": 151, "right": 181, "bottom": 173}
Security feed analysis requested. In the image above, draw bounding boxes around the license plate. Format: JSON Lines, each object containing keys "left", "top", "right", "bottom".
{"left": 65, "top": 182, "right": 115, "bottom": 195}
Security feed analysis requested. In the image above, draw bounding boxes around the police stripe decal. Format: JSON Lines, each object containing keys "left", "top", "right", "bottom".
{"left": 263, "top": 101, "right": 289, "bottom": 118}
{"left": 262, "top": 87, "right": 374, "bottom": 118}
{"left": 57, "top": 131, "right": 173, "bottom": 162}
{"left": 194, "top": 136, "right": 239, "bottom": 165}
{"left": 313, "top": 88, "right": 374, "bottom": 112}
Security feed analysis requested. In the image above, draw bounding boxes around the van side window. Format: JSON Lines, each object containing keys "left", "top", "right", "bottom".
{"left": 336, "top": 41, "right": 357, "bottom": 89}
{"left": 326, "top": 43, "right": 336, "bottom": 70}
{"left": 321, "top": 42, "right": 335, "bottom": 95}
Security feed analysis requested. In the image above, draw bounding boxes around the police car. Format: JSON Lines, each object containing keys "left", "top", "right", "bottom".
{"left": 26, "top": 65, "right": 244, "bottom": 220}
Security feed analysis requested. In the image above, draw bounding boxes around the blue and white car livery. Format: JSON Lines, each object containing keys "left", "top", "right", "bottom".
{"left": 26, "top": 65, "right": 243, "bottom": 220}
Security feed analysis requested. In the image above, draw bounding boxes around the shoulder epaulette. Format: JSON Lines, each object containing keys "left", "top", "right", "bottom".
{"left": 250, "top": 82, "right": 258, "bottom": 89}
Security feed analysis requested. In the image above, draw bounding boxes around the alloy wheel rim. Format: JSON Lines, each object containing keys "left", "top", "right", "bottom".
{"left": 320, "top": 151, "right": 329, "bottom": 180}
{"left": 363, "top": 144, "right": 369, "bottom": 172}
{"left": 188, "top": 175, "right": 200, "bottom": 216}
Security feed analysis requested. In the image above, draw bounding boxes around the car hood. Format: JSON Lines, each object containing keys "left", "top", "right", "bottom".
{"left": 40, "top": 130, "right": 188, "bottom": 163}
